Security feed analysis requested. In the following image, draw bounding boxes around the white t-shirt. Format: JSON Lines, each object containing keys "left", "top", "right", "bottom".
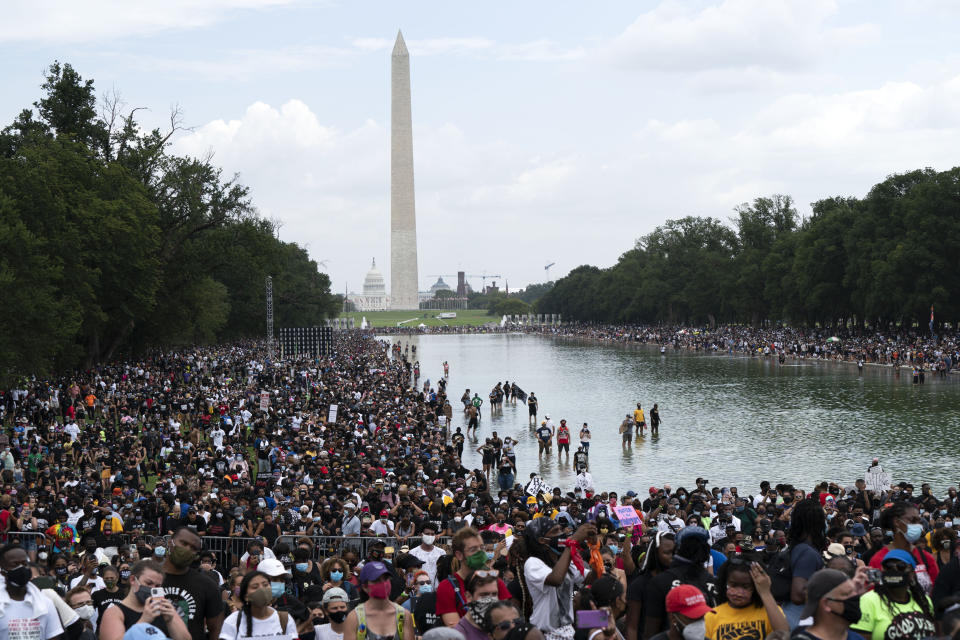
{"left": 409, "top": 545, "right": 446, "bottom": 586}
{"left": 314, "top": 624, "right": 344, "bottom": 640}
{"left": 0, "top": 596, "right": 65, "bottom": 640}
{"left": 523, "top": 556, "right": 582, "bottom": 632}
{"left": 370, "top": 520, "right": 394, "bottom": 536}
{"left": 218, "top": 608, "right": 296, "bottom": 640}
{"left": 211, "top": 428, "right": 225, "bottom": 449}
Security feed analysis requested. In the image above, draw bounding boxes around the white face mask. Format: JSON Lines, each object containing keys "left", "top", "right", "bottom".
{"left": 681, "top": 619, "right": 706, "bottom": 640}
{"left": 422, "top": 534, "right": 436, "bottom": 545}
{"left": 75, "top": 605, "right": 96, "bottom": 620}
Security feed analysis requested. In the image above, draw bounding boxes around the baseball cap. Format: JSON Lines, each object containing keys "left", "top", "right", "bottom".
{"left": 257, "top": 558, "right": 291, "bottom": 578}
{"left": 850, "top": 523, "right": 867, "bottom": 537}
{"left": 882, "top": 548, "right": 916, "bottom": 568}
{"left": 625, "top": 491, "right": 637, "bottom": 498}
{"left": 124, "top": 623, "right": 170, "bottom": 640}
{"left": 358, "top": 560, "right": 390, "bottom": 583}
{"left": 395, "top": 554, "right": 425, "bottom": 570}
{"left": 665, "top": 584, "right": 714, "bottom": 618}
{"left": 322, "top": 587, "right": 349, "bottom": 605}
{"left": 800, "top": 569, "right": 850, "bottom": 619}
{"left": 380, "top": 509, "right": 389, "bottom": 517}
{"left": 823, "top": 542, "right": 846, "bottom": 561}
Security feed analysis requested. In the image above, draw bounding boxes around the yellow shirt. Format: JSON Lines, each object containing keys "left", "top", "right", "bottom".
{"left": 705, "top": 602, "right": 779, "bottom": 640}
{"left": 633, "top": 409, "right": 645, "bottom": 423}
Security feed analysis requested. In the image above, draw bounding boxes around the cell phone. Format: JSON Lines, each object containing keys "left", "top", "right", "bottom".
{"left": 576, "top": 610, "right": 609, "bottom": 629}
{"left": 384, "top": 547, "right": 395, "bottom": 554}
{"left": 865, "top": 568, "right": 882, "bottom": 584}
{"left": 151, "top": 587, "right": 165, "bottom": 599}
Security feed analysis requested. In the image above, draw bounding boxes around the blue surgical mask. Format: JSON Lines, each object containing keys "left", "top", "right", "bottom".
{"left": 330, "top": 570, "right": 344, "bottom": 582}
{"left": 486, "top": 551, "right": 494, "bottom": 561}
{"left": 904, "top": 523, "right": 924, "bottom": 543}
{"left": 418, "top": 583, "right": 433, "bottom": 595}
{"left": 609, "top": 545, "right": 620, "bottom": 554}
{"left": 295, "top": 563, "right": 309, "bottom": 572}
{"left": 270, "top": 582, "right": 285, "bottom": 598}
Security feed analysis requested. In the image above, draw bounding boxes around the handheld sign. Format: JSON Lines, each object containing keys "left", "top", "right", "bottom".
{"left": 865, "top": 469, "right": 892, "bottom": 493}
{"left": 613, "top": 506, "right": 642, "bottom": 528}
{"left": 327, "top": 404, "right": 339, "bottom": 423}
{"left": 259, "top": 392, "right": 270, "bottom": 411}
{"left": 525, "top": 476, "right": 550, "bottom": 497}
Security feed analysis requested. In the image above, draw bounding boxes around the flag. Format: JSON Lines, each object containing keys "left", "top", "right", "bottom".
{"left": 930, "top": 305, "right": 935, "bottom": 333}
{"left": 513, "top": 386, "right": 527, "bottom": 404}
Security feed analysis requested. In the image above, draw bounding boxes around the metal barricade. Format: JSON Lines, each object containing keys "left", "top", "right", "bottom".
{"left": 275, "top": 534, "right": 451, "bottom": 562}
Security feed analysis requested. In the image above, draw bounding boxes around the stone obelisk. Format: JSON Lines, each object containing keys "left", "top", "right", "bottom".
{"left": 390, "top": 30, "right": 419, "bottom": 310}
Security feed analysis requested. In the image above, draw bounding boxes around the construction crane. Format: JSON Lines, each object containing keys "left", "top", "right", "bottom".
{"left": 545, "top": 262, "right": 556, "bottom": 281}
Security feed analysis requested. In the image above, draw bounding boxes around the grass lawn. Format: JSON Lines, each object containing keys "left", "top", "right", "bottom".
{"left": 342, "top": 309, "right": 498, "bottom": 327}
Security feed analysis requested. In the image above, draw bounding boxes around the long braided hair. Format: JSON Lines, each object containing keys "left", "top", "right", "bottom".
{"left": 237, "top": 570, "right": 271, "bottom": 638}
{"left": 508, "top": 536, "right": 534, "bottom": 617}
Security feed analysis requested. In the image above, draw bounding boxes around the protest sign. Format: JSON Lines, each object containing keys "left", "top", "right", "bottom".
{"left": 613, "top": 506, "right": 642, "bottom": 527}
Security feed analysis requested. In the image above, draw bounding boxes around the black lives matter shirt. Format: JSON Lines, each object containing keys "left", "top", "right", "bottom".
{"left": 163, "top": 568, "right": 223, "bottom": 640}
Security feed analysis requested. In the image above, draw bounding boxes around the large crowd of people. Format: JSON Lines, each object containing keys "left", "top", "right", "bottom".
{"left": 0, "top": 331, "right": 959, "bottom": 640}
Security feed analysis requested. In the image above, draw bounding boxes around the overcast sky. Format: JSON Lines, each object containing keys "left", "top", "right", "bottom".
{"left": 3, "top": 0, "right": 959, "bottom": 292}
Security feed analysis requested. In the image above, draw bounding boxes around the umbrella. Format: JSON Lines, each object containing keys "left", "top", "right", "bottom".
{"left": 826, "top": 336, "right": 841, "bottom": 342}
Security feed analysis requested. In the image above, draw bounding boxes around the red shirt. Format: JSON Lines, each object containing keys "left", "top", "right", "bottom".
{"left": 868, "top": 546, "right": 939, "bottom": 585}
{"left": 436, "top": 573, "right": 512, "bottom": 618}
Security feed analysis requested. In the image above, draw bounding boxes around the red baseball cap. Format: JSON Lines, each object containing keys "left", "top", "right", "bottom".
{"left": 379, "top": 509, "right": 389, "bottom": 517}
{"left": 665, "top": 585, "right": 714, "bottom": 618}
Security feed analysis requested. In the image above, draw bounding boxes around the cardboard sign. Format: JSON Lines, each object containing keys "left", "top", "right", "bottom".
{"left": 525, "top": 476, "right": 550, "bottom": 496}
{"left": 327, "top": 404, "right": 338, "bottom": 423}
{"left": 613, "top": 506, "right": 642, "bottom": 528}
{"left": 866, "top": 469, "right": 892, "bottom": 493}
{"left": 259, "top": 392, "right": 270, "bottom": 411}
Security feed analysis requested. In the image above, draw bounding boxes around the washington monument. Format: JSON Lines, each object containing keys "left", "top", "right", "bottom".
{"left": 390, "top": 30, "right": 419, "bottom": 310}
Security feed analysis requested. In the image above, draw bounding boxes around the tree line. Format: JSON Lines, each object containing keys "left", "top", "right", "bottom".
{"left": 0, "top": 62, "right": 339, "bottom": 384}
{"left": 537, "top": 170, "right": 960, "bottom": 329}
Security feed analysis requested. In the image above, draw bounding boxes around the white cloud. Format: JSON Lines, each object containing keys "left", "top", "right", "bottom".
{"left": 1, "top": 0, "right": 302, "bottom": 43}
{"left": 601, "top": 0, "right": 874, "bottom": 73}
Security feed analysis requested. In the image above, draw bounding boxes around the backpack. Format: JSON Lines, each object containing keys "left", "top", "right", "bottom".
{"left": 356, "top": 601, "right": 406, "bottom": 640}
{"left": 766, "top": 546, "right": 794, "bottom": 603}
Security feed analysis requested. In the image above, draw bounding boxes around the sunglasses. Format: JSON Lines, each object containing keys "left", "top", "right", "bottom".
{"left": 496, "top": 618, "right": 524, "bottom": 631}
{"left": 473, "top": 570, "right": 498, "bottom": 578}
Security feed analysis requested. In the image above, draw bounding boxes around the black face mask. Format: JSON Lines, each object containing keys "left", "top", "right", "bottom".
{"left": 830, "top": 595, "right": 862, "bottom": 624}
{"left": 4, "top": 566, "right": 31, "bottom": 588}
{"left": 327, "top": 610, "right": 348, "bottom": 624}
{"left": 882, "top": 571, "right": 909, "bottom": 586}
{"left": 135, "top": 585, "right": 152, "bottom": 604}
{"left": 312, "top": 616, "right": 324, "bottom": 625}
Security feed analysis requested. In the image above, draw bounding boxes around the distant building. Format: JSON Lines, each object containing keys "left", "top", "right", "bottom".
{"left": 348, "top": 259, "right": 390, "bottom": 311}
{"left": 429, "top": 277, "right": 453, "bottom": 295}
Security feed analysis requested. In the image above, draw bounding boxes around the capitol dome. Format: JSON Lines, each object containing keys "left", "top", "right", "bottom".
{"left": 429, "top": 277, "right": 452, "bottom": 295}
{"left": 362, "top": 259, "right": 386, "bottom": 296}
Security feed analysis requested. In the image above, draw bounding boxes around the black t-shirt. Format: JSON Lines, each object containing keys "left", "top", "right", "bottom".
{"left": 162, "top": 568, "right": 223, "bottom": 640}
{"left": 644, "top": 564, "right": 717, "bottom": 633}
{"left": 93, "top": 587, "right": 126, "bottom": 619}
{"left": 412, "top": 592, "right": 440, "bottom": 633}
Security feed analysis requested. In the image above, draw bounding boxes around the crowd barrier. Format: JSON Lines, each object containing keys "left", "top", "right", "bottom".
{"left": 5, "top": 530, "right": 451, "bottom": 568}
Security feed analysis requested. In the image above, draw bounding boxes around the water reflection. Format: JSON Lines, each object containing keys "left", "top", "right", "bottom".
{"left": 386, "top": 334, "right": 960, "bottom": 492}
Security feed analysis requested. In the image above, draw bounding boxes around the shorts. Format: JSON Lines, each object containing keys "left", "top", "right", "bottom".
{"left": 468, "top": 417, "right": 478, "bottom": 428}
{"left": 622, "top": 432, "right": 631, "bottom": 442}
{"left": 538, "top": 439, "right": 550, "bottom": 452}
{"left": 558, "top": 442, "right": 569, "bottom": 453}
